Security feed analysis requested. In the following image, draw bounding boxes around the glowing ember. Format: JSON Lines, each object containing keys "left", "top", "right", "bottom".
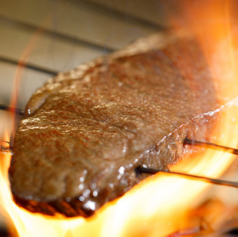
{"left": 1, "top": 1, "right": 238, "bottom": 236}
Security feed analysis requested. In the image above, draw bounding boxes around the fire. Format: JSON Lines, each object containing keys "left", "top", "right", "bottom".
{"left": 1, "top": 1, "right": 238, "bottom": 236}
{"left": 1, "top": 101, "right": 238, "bottom": 237}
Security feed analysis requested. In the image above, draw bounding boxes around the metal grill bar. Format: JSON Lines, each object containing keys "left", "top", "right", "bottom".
{"left": 137, "top": 167, "right": 238, "bottom": 188}
{"left": 184, "top": 138, "right": 238, "bottom": 156}
{"left": 0, "top": 56, "right": 58, "bottom": 76}
{"left": 0, "top": 15, "right": 115, "bottom": 53}
{"left": 0, "top": 105, "right": 24, "bottom": 115}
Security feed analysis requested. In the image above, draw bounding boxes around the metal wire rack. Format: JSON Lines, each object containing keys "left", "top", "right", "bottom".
{"left": 1, "top": 1, "right": 238, "bottom": 236}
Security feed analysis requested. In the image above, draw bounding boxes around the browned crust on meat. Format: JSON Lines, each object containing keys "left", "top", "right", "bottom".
{"left": 9, "top": 31, "right": 219, "bottom": 217}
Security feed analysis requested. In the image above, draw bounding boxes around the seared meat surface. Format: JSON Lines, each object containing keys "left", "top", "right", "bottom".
{"left": 9, "top": 32, "right": 219, "bottom": 217}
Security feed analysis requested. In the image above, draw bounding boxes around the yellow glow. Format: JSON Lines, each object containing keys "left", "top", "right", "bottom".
{"left": 1, "top": 1, "right": 238, "bottom": 236}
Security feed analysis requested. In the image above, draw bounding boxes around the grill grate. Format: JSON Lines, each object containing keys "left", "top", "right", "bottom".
{"left": 0, "top": 2, "right": 166, "bottom": 233}
{"left": 0, "top": 0, "right": 166, "bottom": 110}
{"left": 1, "top": 1, "right": 238, "bottom": 236}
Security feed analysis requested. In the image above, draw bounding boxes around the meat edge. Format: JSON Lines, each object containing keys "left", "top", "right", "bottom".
{"left": 10, "top": 109, "right": 220, "bottom": 218}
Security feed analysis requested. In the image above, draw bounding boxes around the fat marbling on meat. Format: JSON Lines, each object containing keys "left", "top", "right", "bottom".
{"left": 9, "top": 31, "right": 219, "bottom": 217}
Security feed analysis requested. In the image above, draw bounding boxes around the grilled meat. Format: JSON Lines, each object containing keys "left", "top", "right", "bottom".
{"left": 9, "top": 32, "right": 219, "bottom": 217}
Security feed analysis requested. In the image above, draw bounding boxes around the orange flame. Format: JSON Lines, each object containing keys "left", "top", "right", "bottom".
{"left": 9, "top": 17, "right": 50, "bottom": 136}
{"left": 1, "top": 1, "right": 238, "bottom": 236}
{"left": 1, "top": 100, "right": 238, "bottom": 237}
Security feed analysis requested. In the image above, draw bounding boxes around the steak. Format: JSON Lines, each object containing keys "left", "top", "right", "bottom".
{"left": 9, "top": 31, "right": 219, "bottom": 217}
